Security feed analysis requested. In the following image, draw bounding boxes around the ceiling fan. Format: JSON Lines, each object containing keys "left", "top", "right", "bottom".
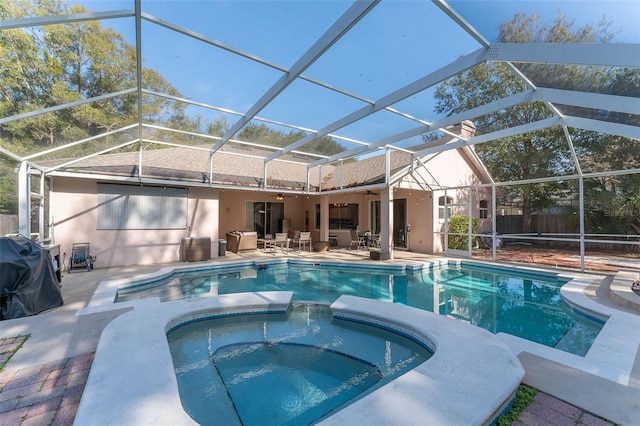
{"left": 275, "top": 193, "right": 300, "bottom": 200}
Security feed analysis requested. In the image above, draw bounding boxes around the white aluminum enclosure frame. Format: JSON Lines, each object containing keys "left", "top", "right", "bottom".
{"left": 1, "top": 0, "right": 638, "bottom": 270}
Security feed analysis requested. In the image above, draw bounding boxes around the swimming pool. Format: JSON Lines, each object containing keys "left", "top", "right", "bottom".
{"left": 168, "top": 303, "right": 433, "bottom": 425}
{"left": 115, "top": 260, "right": 603, "bottom": 356}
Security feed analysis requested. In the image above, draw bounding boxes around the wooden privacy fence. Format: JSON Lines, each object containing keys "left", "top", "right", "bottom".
{"left": 496, "top": 214, "right": 576, "bottom": 235}
{"left": 496, "top": 214, "right": 639, "bottom": 252}
{"left": 0, "top": 214, "right": 18, "bottom": 236}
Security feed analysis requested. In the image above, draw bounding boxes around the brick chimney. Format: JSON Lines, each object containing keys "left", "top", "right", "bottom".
{"left": 461, "top": 120, "right": 476, "bottom": 139}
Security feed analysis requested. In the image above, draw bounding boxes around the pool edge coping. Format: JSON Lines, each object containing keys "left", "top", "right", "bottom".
{"left": 75, "top": 292, "right": 524, "bottom": 426}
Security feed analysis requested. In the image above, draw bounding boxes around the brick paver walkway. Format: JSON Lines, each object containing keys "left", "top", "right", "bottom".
{"left": 0, "top": 352, "right": 94, "bottom": 426}
{"left": 514, "top": 391, "right": 615, "bottom": 426}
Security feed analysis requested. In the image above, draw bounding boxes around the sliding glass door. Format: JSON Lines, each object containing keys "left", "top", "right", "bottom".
{"left": 246, "top": 202, "right": 284, "bottom": 237}
{"left": 370, "top": 198, "right": 408, "bottom": 248}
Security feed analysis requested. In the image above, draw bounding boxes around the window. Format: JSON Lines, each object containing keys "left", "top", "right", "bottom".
{"left": 316, "top": 203, "right": 359, "bottom": 229}
{"left": 438, "top": 196, "right": 452, "bottom": 221}
{"left": 330, "top": 203, "right": 358, "bottom": 229}
{"left": 98, "top": 183, "right": 187, "bottom": 229}
{"left": 315, "top": 204, "right": 320, "bottom": 229}
{"left": 479, "top": 200, "right": 489, "bottom": 219}
{"left": 370, "top": 200, "right": 381, "bottom": 234}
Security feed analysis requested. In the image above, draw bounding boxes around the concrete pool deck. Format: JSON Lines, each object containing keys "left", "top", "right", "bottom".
{"left": 1, "top": 249, "right": 639, "bottom": 425}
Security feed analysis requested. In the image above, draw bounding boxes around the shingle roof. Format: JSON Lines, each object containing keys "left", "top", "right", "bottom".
{"left": 46, "top": 122, "right": 485, "bottom": 192}
{"left": 320, "top": 122, "right": 484, "bottom": 190}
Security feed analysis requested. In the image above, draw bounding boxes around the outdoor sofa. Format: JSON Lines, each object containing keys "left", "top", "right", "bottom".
{"left": 225, "top": 231, "right": 258, "bottom": 253}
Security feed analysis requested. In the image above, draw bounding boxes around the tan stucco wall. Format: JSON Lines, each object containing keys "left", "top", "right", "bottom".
{"left": 49, "top": 143, "right": 486, "bottom": 266}
{"left": 50, "top": 177, "right": 219, "bottom": 268}
{"left": 394, "top": 188, "right": 433, "bottom": 253}
{"left": 397, "top": 149, "right": 492, "bottom": 253}
{"left": 429, "top": 185, "right": 493, "bottom": 253}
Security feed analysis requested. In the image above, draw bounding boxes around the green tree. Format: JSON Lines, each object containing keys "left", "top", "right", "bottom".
{"left": 433, "top": 12, "right": 638, "bottom": 235}
{"left": 447, "top": 215, "right": 478, "bottom": 250}
{"left": 0, "top": 0, "right": 192, "bottom": 213}
{"left": 0, "top": 154, "right": 17, "bottom": 214}
{"left": 206, "top": 116, "right": 230, "bottom": 138}
{"left": 433, "top": 55, "right": 566, "bottom": 233}
{"left": 0, "top": 0, "right": 187, "bottom": 155}
{"left": 237, "top": 123, "right": 345, "bottom": 158}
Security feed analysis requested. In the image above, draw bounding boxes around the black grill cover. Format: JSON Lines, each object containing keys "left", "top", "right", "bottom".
{"left": 0, "top": 236, "right": 63, "bottom": 320}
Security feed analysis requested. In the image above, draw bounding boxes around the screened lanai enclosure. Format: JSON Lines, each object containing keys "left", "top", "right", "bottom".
{"left": 1, "top": 0, "right": 638, "bottom": 271}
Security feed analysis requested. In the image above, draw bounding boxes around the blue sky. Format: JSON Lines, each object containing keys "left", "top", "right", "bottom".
{"left": 73, "top": 0, "right": 639, "bottom": 149}
{"left": 451, "top": 1, "right": 640, "bottom": 43}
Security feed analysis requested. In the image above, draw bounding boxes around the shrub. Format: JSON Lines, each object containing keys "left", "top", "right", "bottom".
{"left": 495, "top": 384, "right": 537, "bottom": 425}
{"left": 447, "top": 215, "right": 478, "bottom": 250}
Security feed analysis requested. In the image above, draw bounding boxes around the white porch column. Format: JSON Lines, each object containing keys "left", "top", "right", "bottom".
{"left": 320, "top": 194, "right": 330, "bottom": 242}
{"left": 380, "top": 186, "right": 393, "bottom": 259}
{"left": 18, "top": 161, "right": 30, "bottom": 237}
{"left": 38, "top": 170, "right": 45, "bottom": 242}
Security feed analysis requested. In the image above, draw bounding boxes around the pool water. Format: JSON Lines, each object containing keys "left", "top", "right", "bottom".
{"left": 168, "top": 303, "right": 432, "bottom": 425}
{"left": 214, "top": 342, "right": 382, "bottom": 425}
{"left": 120, "top": 262, "right": 604, "bottom": 355}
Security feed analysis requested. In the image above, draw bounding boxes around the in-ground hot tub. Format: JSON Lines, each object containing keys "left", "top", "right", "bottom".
{"left": 168, "top": 303, "right": 433, "bottom": 425}
{"left": 75, "top": 292, "right": 524, "bottom": 425}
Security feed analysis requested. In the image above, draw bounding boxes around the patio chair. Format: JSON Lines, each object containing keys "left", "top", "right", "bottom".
{"left": 369, "top": 234, "right": 381, "bottom": 249}
{"left": 293, "top": 231, "right": 312, "bottom": 253}
{"left": 267, "top": 233, "right": 289, "bottom": 255}
{"left": 349, "top": 229, "right": 367, "bottom": 250}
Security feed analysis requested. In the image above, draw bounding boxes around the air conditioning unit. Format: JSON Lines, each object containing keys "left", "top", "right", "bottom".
{"left": 181, "top": 237, "right": 211, "bottom": 262}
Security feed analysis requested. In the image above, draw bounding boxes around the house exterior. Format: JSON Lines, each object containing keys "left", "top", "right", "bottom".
{"left": 47, "top": 121, "right": 492, "bottom": 267}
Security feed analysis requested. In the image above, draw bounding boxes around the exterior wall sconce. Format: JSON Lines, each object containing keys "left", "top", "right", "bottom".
{"left": 276, "top": 194, "right": 284, "bottom": 201}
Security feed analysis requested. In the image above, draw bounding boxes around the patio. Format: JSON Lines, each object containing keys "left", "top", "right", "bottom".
{"left": 1, "top": 249, "right": 638, "bottom": 425}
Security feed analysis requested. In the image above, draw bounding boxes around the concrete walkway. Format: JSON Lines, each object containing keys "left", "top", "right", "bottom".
{"left": 1, "top": 249, "right": 638, "bottom": 425}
